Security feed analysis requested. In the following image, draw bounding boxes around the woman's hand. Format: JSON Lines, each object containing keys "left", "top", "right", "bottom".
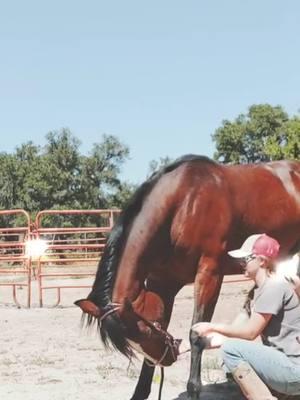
{"left": 192, "top": 322, "right": 216, "bottom": 337}
{"left": 191, "top": 322, "right": 224, "bottom": 349}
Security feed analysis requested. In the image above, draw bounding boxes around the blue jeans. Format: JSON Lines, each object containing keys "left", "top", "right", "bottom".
{"left": 221, "top": 339, "right": 300, "bottom": 395}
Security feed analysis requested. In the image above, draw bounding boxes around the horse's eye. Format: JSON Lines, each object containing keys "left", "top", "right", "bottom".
{"left": 137, "top": 321, "right": 152, "bottom": 338}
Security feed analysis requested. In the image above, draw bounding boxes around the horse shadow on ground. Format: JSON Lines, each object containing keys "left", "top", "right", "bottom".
{"left": 171, "top": 381, "right": 244, "bottom": 400}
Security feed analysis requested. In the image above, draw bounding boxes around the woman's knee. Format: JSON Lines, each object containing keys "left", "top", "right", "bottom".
{"left": 221, "top": 338, "right": 240, "bottom": 356}
{"left": 221, "top": 339, "right": 246, "bottom": 371}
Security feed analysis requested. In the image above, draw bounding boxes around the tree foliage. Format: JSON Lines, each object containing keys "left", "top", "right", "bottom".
{"left": 212, "top": 104, "right": 300, "bottom": 163}
{"left": 0, "top": 129, "right": 132, "bottom": 214}
{"left": 147, "top": 156, "right": 174, "bottom": 178}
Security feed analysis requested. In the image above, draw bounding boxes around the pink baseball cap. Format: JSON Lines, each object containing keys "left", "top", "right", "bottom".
{"left": 228, "top": 233, "right": 280, "bottom": 259}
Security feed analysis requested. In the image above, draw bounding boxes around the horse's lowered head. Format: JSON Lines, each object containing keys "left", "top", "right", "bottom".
{"left": 75, "top": 295, "right": 181, "bottom": 366}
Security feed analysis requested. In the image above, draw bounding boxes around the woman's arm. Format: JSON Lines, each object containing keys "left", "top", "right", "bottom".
{"left": 192, "top": 312, "right": 272, "bottom": 341}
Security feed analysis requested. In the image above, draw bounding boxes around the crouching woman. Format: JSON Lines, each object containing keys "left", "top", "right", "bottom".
{"left": 193, "top": 234, "right": 300, "bottom": 399}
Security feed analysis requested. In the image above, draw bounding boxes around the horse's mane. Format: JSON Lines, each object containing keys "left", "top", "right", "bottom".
{"left": 88, "top": 154, "right": 216, "bottom": 356}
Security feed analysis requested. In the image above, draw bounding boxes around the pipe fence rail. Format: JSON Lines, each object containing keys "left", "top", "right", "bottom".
{"left": 34, "top": 209, "right": 120, "bottom": 307}
{"left": 0, "top": 208, "right": 120, "bottom": 308}
{"left": 0, "top": 209, "right": 32, "bottom": 307}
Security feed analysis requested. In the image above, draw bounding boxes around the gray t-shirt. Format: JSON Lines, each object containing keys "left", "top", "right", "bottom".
{"left": 253, "top": 277, "right": 300, "bottom": 364}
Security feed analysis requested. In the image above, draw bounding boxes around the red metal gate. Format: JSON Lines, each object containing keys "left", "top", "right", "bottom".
{"left": 34, "top": 209, "right": 120, "bottom": 307}
{"left": 0, "top": 209, "right": 32, "bottom": 307}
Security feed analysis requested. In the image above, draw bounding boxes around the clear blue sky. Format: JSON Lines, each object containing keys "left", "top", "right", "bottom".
{"left": 1, "top": 1, "right": 299, "bottom": 183}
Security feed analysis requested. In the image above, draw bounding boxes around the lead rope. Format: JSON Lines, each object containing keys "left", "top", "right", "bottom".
{"left": 158, "top": 367, "right": 164, "bottom": 400}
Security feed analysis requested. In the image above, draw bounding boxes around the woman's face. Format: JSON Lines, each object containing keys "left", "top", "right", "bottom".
{"left": 240, "top": 254, "right": 261, "bottom": 278}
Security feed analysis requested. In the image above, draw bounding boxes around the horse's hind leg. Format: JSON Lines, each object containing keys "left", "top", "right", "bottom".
{"left": 187, "top": 256, "right": 223, "bottom": 400}
{"left": 130, "top": 360, "right": 155, "bottom": 400}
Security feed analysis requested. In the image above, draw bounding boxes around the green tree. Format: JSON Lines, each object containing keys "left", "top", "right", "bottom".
{"left": 212, "top": 104, "right": 299, "bottom": 163}
{"left": 43, "top": 128, "right": 82, "bottom": 209}
{"left": 0, "top": 130, "right": 132, "bottom": 215}
{"left": 274, "top": 117, "right": 300, "bottom": 160}
{"left": 107, "top": 181, "right": 137, "bottom": 208}
{"left": 79, "top": 134, "right": 130, "bottom": 209}
{"left": 14, "top": 142, "right": 49, "bottom": 211}
{"left": 0, "top": 153, "right": 19, "bottom": 209}
{"left": 147, "top": 156, "right": 173, "bottom": 177}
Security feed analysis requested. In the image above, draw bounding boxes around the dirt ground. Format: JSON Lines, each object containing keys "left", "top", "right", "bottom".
{"left": 0, "top": 275, "right": 253, "bottom": 400}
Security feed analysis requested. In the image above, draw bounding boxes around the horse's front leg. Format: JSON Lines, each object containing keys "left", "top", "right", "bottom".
{"left": 130, "top": 280, "right": 182, "bottom": 400}
{"left": 187, "top": 256, "right": 223, "bottom": 400}
{"left": 130, "top": 359, "right": 155, "bottom": 400}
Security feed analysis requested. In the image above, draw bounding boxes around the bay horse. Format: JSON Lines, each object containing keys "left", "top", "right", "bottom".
{"left": 76, "top": 155, "right": 300, "bottom": 400}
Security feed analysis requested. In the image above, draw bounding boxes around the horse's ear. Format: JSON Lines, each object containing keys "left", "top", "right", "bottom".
{"left": 74, "top": 299, "right": 103, "bottom": 318}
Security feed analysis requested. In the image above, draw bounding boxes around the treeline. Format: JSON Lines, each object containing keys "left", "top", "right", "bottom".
{"left": 0, "top": 104, "right": 299, "bottom": 217}
{"left": 212, "top": 104, "right": 299, "bottom": 163}
{"left": 0, "top": 130, "right": 135, "bottom": 215}
{"left": 141, "top": 104, "right": 300, "bottom": 176}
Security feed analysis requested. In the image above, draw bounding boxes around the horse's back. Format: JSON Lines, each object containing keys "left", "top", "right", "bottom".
{"left": 225, "top": 160, "right": 300, "bottom": 228}
{"left": 165, "top": 159, "right": 300, "bottom": 276}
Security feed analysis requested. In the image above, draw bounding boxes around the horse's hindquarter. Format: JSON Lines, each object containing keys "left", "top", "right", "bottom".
{"left": 167, "top": 160, "right": 300, "bottom": 282}
{"left": 226, "top": 161, "right": 300, "bottom": 251}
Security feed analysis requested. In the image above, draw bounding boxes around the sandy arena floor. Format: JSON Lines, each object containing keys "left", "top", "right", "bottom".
{"left": 0, "top": 276, "right": 252, "bottom": 400}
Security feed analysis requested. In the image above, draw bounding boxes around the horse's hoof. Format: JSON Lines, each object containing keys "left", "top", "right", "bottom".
{"left": 187, "top": 381, "right": 201, "bottom": 400}
{"left": 187, "top": 394, "right": 200, "bottom": 400}
{"left": 129, "top": 398, "right": 147, "bottom": 400}
{"left": 129, "top": 395, "right": 148, "bottom": 400}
